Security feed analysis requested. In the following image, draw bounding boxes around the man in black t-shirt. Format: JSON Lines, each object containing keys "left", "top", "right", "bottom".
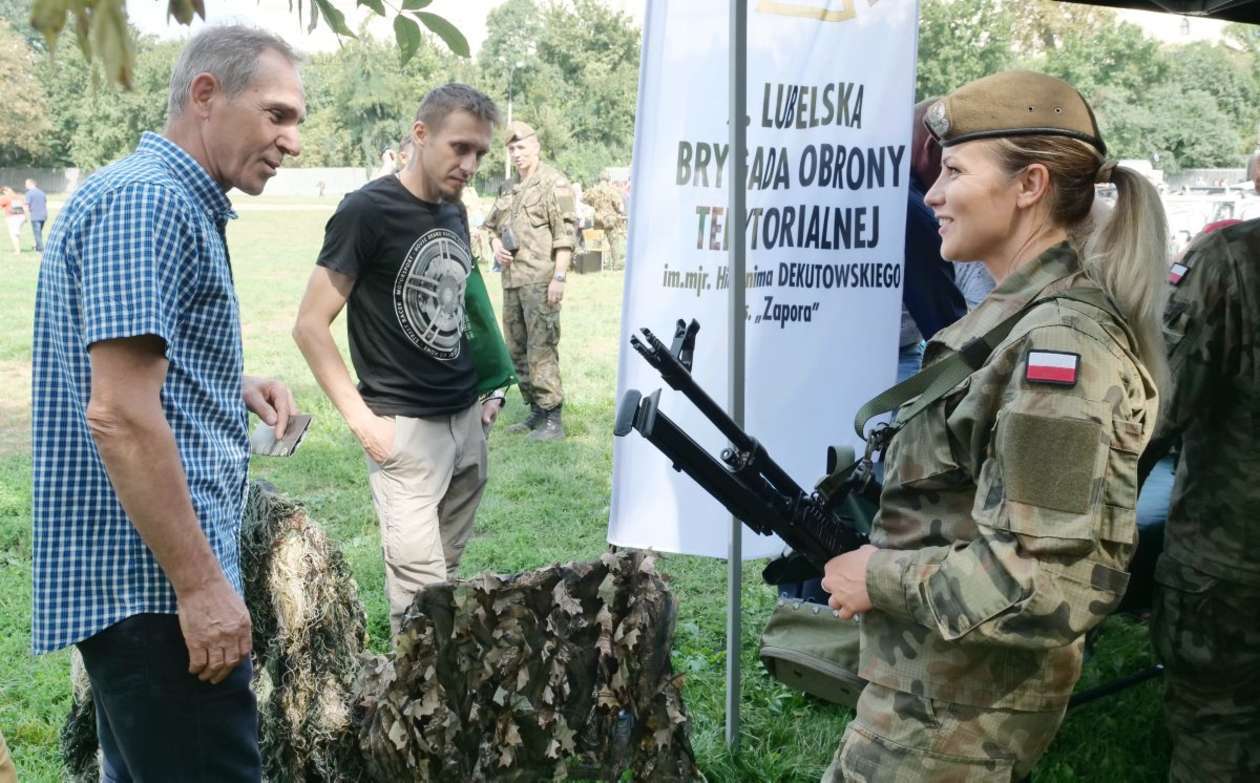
{"left": 294, "top": 84, "right": 502, "bottom": 637}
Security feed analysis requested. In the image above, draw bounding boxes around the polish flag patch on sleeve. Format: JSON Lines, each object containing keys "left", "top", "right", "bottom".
{"left": 1026, "top": 350, "right": 1080, "bottom": 386}
{"left": 1168, "top": 263, "right": 1189, "bottom": 285}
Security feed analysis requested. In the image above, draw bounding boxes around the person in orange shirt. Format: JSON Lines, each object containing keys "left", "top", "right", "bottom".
{"left": 0, "top": 187, "right": 26, "bottom": 255}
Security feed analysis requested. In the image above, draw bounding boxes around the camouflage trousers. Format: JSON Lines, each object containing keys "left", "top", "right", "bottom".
{"left": 503, "top": 282, "right": 563, "bottom": 410}
{"left": 822, "top": 683, "right": 1065, "bottom": 782}
{"left": 603, "top": 225, "right": 627, "bottom": 270}
{"left": 1151, "top": 556, "right": 1260, "bottom": 783}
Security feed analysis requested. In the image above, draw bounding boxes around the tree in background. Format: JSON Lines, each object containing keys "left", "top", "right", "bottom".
{"left": 27, "top": 0, "right": 467, "bottom": 88}
{"left": 478, "top": 0, "right": 639, "bottom": 186}
{"left": 1164, "top": 41, "right": 1260, "bottom": 155}
{"left": 1011, "top": 1, "right": 1109, "bottom": 55}
{"left": 915, "top": 0, "right": 1013, "bottom": 100}
{"left": 7, "top": 0, "right": 1260, "bottom": 175}
{"left": 918, "top": 0, "right": 1259, "bottom": 169}
{"left": 37, "top": 37, "right": 183, "bottom": 170}
{"left": 0, "top": 19, "right": 53, "bottom": 167}
{"left": 296, "top": 26, "right": 476, "bottom": 168}
{"left": 0, "top": 0, "right": 43, "bottom": 48}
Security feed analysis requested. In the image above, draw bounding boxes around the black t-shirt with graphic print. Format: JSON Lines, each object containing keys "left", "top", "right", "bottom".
{"left": 316, "top": 175, "right": 477, "bottom": 418}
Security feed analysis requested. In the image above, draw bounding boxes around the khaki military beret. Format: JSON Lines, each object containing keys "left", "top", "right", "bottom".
{"left": 924, "top": 70, "right": 1106, "bottom": 155}
{"left": 504, "top": 120, "right": 536, "bottom": 145}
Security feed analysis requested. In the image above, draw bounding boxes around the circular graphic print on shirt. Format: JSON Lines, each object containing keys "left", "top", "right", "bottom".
{"left": 394, "top": 227, "right": 470, "bottom": 360}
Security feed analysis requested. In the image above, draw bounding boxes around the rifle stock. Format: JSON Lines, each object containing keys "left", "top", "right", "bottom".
{"left": 616, "top": 319, "right": 871, "bottom": 576}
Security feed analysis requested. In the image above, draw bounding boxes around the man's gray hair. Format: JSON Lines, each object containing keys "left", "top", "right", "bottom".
{"left": 167, "top": 25, "right": 301, "bottom": 120}
{"left": 415, "top": 83, "right": 501, "bottom": 131}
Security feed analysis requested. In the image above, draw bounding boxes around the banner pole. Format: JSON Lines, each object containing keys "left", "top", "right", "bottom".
{"left": 725, "top": 0, "right": 748, "bottom": 752}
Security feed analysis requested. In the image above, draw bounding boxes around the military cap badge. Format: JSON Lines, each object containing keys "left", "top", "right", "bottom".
{"left": 926, "top": 101, "right": 949, "bottom": 138}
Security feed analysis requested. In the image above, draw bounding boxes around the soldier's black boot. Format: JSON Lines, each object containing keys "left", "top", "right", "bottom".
{"left": 507, "top": 404, "right": 545, "bottom": 434}
{"left": 529, "top": 406, "right": 566, "bottom": 441}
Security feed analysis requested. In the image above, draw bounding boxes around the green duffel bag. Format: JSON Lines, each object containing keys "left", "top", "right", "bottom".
{"left": 464, "top": 257, "right": 517, "bottom": 395}
{"left": 759, "top": 597, "right": 866, "bottom": 708}
{"left": 456, "top": 202, "right": 517, "bottom": 396}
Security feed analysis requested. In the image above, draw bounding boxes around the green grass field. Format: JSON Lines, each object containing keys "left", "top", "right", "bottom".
{"left": 0, "top": 200, "right": 1168, "bottom": 781}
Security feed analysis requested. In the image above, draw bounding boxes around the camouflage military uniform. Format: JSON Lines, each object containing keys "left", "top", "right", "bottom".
{"left": 459, "top": 186, "right": 488, "bottom": 263}
{"left": 585, "top": 181, "right": 627, "bottom": 269}
{"left": 1148, "top": 221, "right": 1260, "bottom": 783}
{"left": 483, "top": 162, "right": 577, "bottom": 411}
{"left": 825, "top": 243, "right": 1159, "bottom": 781}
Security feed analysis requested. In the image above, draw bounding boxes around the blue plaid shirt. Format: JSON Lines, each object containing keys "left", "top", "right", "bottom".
{"left": 31, "top": 132, "right": 248, "bottom": 653}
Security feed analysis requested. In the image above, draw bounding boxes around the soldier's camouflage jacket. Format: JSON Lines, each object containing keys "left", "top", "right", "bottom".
{"left": 1155, "top": 220, "right": 1260, "bottom": 587}
{"left": 862, "top": 242, "right": 1159, "bottom": 711}
{"left": 484, "top": 163, "right": 577, "bottom": 289}
{"left": 585, "top": 182, "right": 626, "bottom": 232}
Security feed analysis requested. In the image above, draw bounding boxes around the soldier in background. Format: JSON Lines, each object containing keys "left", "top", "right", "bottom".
{"left": 484, "top": 121, "right": 577, "bottom": 441}
{"left": 1142, "top": 219, "right": 1260, "bottom": 783}
{"left": 585, "top": 173, "right": 628, "bottom": 270}
{"left": 460, "top": 184, "right": 487, "bottom": 264}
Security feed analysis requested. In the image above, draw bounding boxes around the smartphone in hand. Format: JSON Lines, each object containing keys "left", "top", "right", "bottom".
{"left": 249, "top": 414, "right": 313, "bottom": 458}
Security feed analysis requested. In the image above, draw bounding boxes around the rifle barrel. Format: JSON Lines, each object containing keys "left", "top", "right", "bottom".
{"left": 635, "top": 328, "right": 807, "bottom": 500}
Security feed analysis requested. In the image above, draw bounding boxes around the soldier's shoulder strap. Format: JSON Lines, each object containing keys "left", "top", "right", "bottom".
{"left": 819, "top": 287, "right": 1116, "bottom": 499}
{"left": 851, "top": 286, "right": 1118, "bottom": 441}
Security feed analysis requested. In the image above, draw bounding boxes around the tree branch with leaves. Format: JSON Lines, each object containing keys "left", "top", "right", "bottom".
{"left": 28, "top": 0, "right": 468, "bottom": 88}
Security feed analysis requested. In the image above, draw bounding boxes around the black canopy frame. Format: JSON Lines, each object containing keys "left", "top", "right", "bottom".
{"left": 1055, "top": 0, "right": 1260, "bottom": 24}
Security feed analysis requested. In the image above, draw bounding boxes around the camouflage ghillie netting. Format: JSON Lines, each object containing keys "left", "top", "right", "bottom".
{"left": 61, "top": 485, "right": 698, "bottom": 782}
{"left": 240, "top": 483, "right": 370, "bottom": 782}
{"left": 60, "top": 649, "right": 100, "bottom": 783}
{"left": 61, "top": 482, "right": 371, "bottom": 783}
{"left": 356, "top": 550, "right": 698, "bottom": 782}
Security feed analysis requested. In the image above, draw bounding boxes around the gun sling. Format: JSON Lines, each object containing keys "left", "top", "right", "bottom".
{"left": 817, "top": 287, "right": 1119, "bottom": 501}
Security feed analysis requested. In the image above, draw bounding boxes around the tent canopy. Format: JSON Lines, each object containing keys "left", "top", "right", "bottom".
{"left": 1057, "top": 0, "right": 1260, "bottom": 24}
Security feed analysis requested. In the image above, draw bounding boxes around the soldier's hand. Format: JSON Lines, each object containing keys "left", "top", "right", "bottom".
{"left": 547, "top": 279, "right": 565, "bottom": 306}
{"left": 355, "top": 413, "right": 397, "bottom": 464}
{"left": 821, "top": 544, "right": 877, "bottom": 620}
{"left": 492, "top": 241, "right": 513, "bottom": 267}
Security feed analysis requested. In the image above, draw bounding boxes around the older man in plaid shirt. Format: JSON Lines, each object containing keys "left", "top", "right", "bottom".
{"left": 31, "top": 26, "right": 304, "bottom": 781}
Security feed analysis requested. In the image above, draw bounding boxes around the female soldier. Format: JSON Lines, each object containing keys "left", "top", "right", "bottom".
{"left": 820, "top": 71, "right": 1166, "bottom": 781}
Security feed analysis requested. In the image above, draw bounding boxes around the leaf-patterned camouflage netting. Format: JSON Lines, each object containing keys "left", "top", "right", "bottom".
{"left": 356, "top": 549, "right": 697, "bottom": 782}
{"left": 62, "top": 483, "right": 697, "bottom": 782}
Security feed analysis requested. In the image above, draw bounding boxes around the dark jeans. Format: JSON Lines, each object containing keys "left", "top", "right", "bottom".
{"left": 76, "top": 613, "right": 261, "bottom": 783}
{"left": 31, "top": 219, "right": 44, "bottom": 251}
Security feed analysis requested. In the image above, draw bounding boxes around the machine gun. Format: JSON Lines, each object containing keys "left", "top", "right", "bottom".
{"left": 614, "top": 318, "right": 876, "bottom": 579}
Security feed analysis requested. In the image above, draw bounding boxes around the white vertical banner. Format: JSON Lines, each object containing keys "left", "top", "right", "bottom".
{"left": 610, "top": 0, "right": 920, "bottom": 559}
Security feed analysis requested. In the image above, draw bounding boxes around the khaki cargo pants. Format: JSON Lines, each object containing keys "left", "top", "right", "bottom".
{"left": 367, "top": 402, "right": 487, "bottom": 637}
{"left": 823, "top": 683, "right": 1065, "bottom": 782}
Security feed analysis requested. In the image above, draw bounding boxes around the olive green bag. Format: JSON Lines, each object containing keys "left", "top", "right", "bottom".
{"left": 759, "top": 598, "right": 867, "bottom": 707}
{"left": 464, "top": 257, "right": 517, "bottom": 395}
{"left": 456, "top": 203, "right": 517, "bottom": 395}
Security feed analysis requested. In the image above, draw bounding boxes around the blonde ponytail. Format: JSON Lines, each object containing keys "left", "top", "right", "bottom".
{"left": 992, "top": 137, "right": 1169, "bottom": 389}
{"left": 1080, "top": 166, "right": 1169, "bottom": 390}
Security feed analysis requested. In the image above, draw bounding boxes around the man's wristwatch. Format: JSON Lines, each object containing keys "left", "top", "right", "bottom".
{"left": 553, "top": 273, "right": 567, "bottom": 283}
